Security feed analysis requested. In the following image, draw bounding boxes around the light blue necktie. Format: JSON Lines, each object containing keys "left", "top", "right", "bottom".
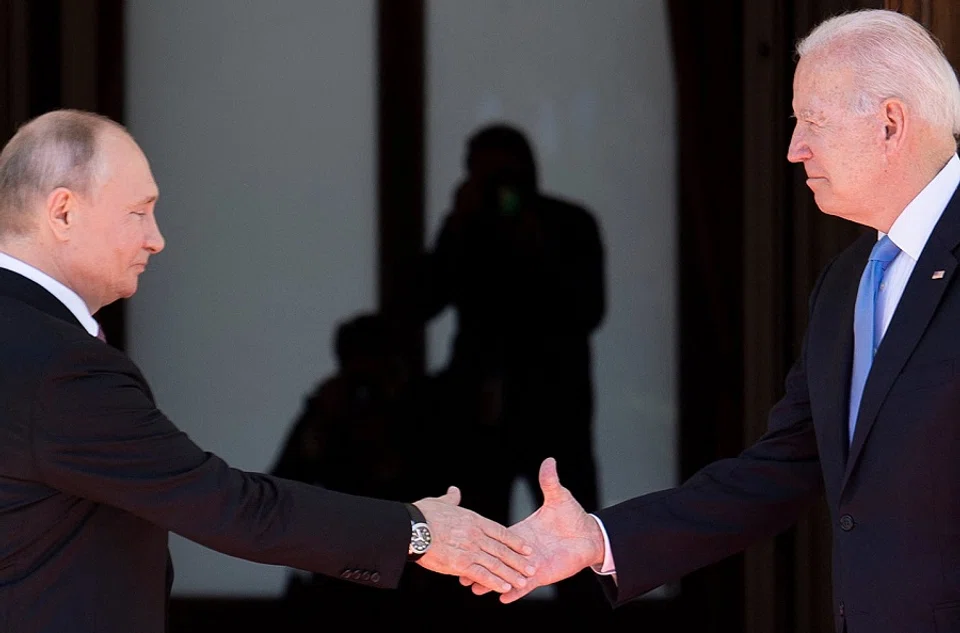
{"left": 848, "top": 235, "right": 901, "bottom": 443}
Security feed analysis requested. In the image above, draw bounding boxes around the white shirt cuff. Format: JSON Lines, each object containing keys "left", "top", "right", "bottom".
{"left": 589, "top": 514, "right": 616, "bottom": 575}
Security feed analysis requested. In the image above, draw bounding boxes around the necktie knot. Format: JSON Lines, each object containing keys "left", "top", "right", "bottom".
{"left": 870, "top": 235, "right": 900, "bottom": 265}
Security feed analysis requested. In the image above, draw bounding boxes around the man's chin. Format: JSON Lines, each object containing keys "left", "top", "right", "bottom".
{"left": 814, "top": 199, "right": 863, "bottom": 225}
{"left": 117, "top": 280, "right": 139, "bottom": 300}
{"left": 811, "top": 192, "right": 840, "bottom": 217}
{"left": 812, "top": 194, "right": 831, "bottom": 215}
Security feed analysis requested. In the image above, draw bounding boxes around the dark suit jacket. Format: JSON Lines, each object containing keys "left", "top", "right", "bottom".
{"left": 0, "top": 269, "right": 410, "bottom": 633}
{"left": 597, "top": 180, "right": 960, "bottom": 633}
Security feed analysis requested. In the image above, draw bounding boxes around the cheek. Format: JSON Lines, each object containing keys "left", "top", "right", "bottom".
{"left": 114, "top": 226, "right": 144, "bottom": 257}
{"left": 836, "top": 152, "right": 876, "bottom": 188}
{"left": 820, "top": 147, "right": 856, "bottom": 183}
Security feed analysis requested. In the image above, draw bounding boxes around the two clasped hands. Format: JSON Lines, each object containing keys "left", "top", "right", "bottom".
{"left": 411, "top": 457, "right": 607, "bottom": 603}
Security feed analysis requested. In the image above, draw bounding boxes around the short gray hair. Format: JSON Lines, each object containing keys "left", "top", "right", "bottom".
{"left": 797, "top": 9, "right": 960, "bottom": 139}
{"left": 0, "top": 109, "right": 126, "bottom": 235}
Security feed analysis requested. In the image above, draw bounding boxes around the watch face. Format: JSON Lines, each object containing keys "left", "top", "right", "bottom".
{"left": 411, "top": 522, "right": 432, "bottom": 554}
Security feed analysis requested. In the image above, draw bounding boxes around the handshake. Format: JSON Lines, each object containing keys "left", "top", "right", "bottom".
{"left": 411, "top": 457, "right": 607, "bottom": 604}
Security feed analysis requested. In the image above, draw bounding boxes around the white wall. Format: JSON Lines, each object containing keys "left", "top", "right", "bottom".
{"left": 426, "top": 0, "right": 679, "bottom": 516}
{"left": 126, "top": 0, "right": 377, "bottom": 596}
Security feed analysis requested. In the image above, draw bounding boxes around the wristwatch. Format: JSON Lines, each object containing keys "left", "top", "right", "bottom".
{"left": 405, "top": 503, "right": 432, "bottom": 561}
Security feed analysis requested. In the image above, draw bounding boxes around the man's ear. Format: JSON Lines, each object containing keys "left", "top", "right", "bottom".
{"left": 882, "top": 98, "right": 907, "bottom": 150}
{"left": 46, "top": 187, "right": 78, "bottom": 241}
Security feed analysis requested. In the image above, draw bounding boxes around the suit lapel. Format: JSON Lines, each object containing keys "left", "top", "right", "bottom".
{"left": 841, "top": 188, "right": 960, "bottom": 492}
{"left": 816, "top": 236, "right": 870, "bottom": 470}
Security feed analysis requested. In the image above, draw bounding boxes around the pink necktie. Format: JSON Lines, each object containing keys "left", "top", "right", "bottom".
{"left": 96, "top": 325, "right": 106, "bottom": 342}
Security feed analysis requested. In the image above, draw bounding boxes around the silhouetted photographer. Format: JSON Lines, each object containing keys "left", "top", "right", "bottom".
{"left": 421, "top": 124, "right": 606, "bottom": 605}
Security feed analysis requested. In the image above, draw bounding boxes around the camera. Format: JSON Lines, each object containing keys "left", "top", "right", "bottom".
{"left": 481, "top": 169, "right": 532, "bottom": 218}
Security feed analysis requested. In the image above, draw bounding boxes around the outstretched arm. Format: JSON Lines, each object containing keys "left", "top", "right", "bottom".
{"left": 32, "top": 340, "right": 537, "bottom": 596}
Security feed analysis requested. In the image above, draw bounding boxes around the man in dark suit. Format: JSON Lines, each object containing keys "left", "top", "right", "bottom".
{"left": 0, "top": 110, "right": 536, "bottom": 633}
{"left": 462, "top": 10, "right": 960, "bottom": 633}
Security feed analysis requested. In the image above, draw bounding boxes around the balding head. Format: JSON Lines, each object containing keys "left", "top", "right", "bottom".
{"left": 0, "top": 109, "right": 163, "bottom": 313}
{"left": 0, "top": 110, "right": 129, "bottom": 236}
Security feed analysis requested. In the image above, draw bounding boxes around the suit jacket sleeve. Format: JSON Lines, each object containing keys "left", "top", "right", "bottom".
{"left": 28, "top": 340, "right": 410, "bottom": 588}
{"left": 595, "top": 259, "right": 838, "bottom": 605}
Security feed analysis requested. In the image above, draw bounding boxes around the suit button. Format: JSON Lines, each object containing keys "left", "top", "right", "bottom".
{"left": 839, "top": 514, "right": 855, "bottom": 531}
{"left": 352, "top": 571, "right": 363, "bottom": 580}
{"left": 839, "top": 600, "right": 845, "bottom": 617}
{"left": 341, "top": 569, "right": 352, "bottom": 579}
{"left": 371, "top": 572, "right": 381, "bottom": 583}
{"left": 361, "top": 572, "right": 371, "bottom": 581}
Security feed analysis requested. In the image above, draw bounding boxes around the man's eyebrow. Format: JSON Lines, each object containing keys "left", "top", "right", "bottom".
{"left": 134, "top": 195, "right": 158, "bottom": 206}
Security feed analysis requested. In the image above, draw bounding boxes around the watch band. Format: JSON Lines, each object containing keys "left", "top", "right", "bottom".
{"left": 405, "top": 503, "right": 426, "bottom": 526}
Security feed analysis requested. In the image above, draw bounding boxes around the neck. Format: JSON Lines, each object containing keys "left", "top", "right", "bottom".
{"left": 868, "top": 146, "right": 954, "bottom": 233}
{"left": 0, "top": 237, "right": 98, "bottom": 313}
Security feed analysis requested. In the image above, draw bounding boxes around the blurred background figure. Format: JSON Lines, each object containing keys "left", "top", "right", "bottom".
{"left": 271, "top": 312, "right": 424, "bottom": 500}
{"left": 271, "top": 312, "right": 443, "bottom": 627}
{"left": 419, "top": 123, "right": 606, "bottom": 606}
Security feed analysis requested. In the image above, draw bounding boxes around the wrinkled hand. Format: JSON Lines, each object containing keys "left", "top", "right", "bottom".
{"left": 460, "top": 457, "right": 605, "bottom": 603}
{"left": 414, "top": 486, "right": 537, "bottom": 595}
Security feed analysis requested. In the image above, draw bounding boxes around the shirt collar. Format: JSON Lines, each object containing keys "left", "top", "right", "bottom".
{"left": 0, "top": 251, "right": 100, "bottom": 336}
{"left": 884, "top": 154, "right": 960, "bottom": 259}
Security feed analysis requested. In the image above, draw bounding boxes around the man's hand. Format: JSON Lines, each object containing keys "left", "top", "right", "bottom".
{"left": 414, "top": 486, "right": 537, "bottom": 595}
{"left": 460, "top": 457, "right": 605, "bottom": 603}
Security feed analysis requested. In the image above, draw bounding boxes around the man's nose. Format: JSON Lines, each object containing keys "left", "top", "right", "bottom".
{"left": 145, "top": 216, "right": 165, "bottom": 254}
{"left": 787, "top": 126, "right": 811, "bottom": 163}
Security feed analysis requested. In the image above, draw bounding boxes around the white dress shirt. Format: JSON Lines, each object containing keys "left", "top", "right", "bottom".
{"left": 0, "top": 250, "right": 100, "bottom": 337}
{"left": 591, "top": 153, "right": 960, "bottom": 579}
{"left": 876, "top": 154, "right": 960, "bottom": 340}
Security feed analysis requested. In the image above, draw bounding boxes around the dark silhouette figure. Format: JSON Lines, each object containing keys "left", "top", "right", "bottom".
{"left": 271, "top": 313, "right": 427, "bottom": 501}
{"left": 421, "top": 124, "right": 606, "bottom": 605}
{"left": 271, "top": 313, "right": 440, "bottom": 626}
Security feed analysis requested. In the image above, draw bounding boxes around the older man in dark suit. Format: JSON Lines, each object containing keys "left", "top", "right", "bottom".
{"left": 464, "top": 10, "right": 960, "bottom": 633}
{"left": 0, "top": 110, "right": 536, "bottom": 633}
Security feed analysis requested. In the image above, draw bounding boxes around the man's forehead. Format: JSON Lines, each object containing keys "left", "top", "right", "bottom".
{"left": 792, "top": 58, "right": 849, "bottom": 110}
{"left": 791, "top": 92, "right": 823, "bottom": 117}
{"left": 100, "top": 163, "right": 159, "bottom": 209}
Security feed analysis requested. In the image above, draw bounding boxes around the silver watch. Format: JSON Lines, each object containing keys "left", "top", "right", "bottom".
{"left": 409, "top": 520, "right": 432, "bottom": 559}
